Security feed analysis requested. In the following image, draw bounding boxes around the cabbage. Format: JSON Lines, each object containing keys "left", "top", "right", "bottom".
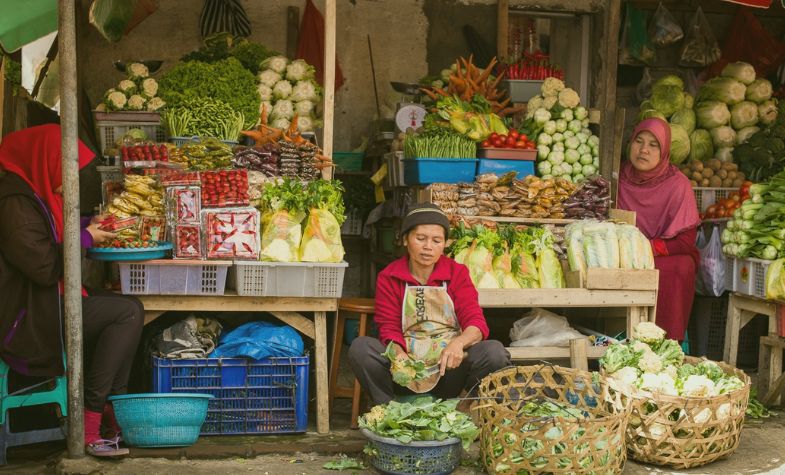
{"left": 721, "top": 61, "right": 756, "bottom": 85}
{"left": 651, "top": 85, "right": 685, "bottom": 117}
{"left": 543, "top": 121, "right": 557, "bottom": 135}
{"left": 695, "top": 101, "right": 731, "bottom": 128}
{"left": 555, "top": 119, "right": 567, "bottom": 133}
{"left": 565, "top": 136, "right": 580, "bottom": 150}
{"left": 710, "top": 126, "right": 737, "bottom": 148}
{"left": 669, "top": 124, "right": 690, "bottom": 164}
{"left": 670, "top": 108, "right": 695, "bottom": 134}
{"left": 638, "top": 109, "right": 666, "bottom": 122}
{"left": 683, "top": 92, "right": 694, "bottom": 109}
{"left": 290, "top": 80, "right": 320, "bottom": 102}
{"left": 297, "top": 115, "right": 316, "bottom": 132}
{"left": 654, "top": 74, "right": 685, "bottom": 89}
{"left": 716, "top": 146, "right": 734, "bottom": 162}
{"left": 745, "top": 79, "right": 773, "bottom": 103}
{"left": 697, "top": 77, "right": 746, "bottom": 105}
{"left": 689, "top": 129, "right": 714, "bottom": 162}
{"left": 565, "top": 149, "right": 580, "bottom": 164}
{"left": 261, "top": 55, "right": 289, "bottom": 74}
{"left": 273, "top": 80, "right": 293, "bottom": 100}
{"left": 257, "top": 84, "right": 273, "bottom": 101}
{"left": 285, "top": 59, "right": 315, "bottom": 81}
{"left": 295, "top": 100, "right": 315, "bottom": 116}
{"left": 758, "top": 100, "right": 778, "bottom": 125}
{"left": 736, "top": 126, "right": 759, "bottom": 145}
{"left": 730, "top": 101, "right": 759, "bottom": 130}
{"left": 271, "top": 99, "right": 294, "bottom": 120}
{"left": 258, "top": 69, "right": 282, "bottom": 88}
{"left": 271, "top": 117, "right": 291, "bottom": 130}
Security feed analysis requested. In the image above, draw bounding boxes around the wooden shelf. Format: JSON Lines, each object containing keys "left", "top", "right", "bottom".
{"left": 508, "top": 345, "right": 607, "bottom": 361}
{"left": 457, "top": 216, "right": 577, "bottom": 225}
{"left": 478, "top": 288, "right": 657, "bottom": 308}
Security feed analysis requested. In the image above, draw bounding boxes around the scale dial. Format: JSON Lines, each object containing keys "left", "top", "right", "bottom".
{"left": 395, "top": 103, "right": 427, "bottom": 132}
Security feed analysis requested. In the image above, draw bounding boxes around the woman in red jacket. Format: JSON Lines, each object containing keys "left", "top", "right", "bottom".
{"left": 618, "top": 118, "right": 701, "bottom": 341}
{"left": 349, "top": 204, "right": 509, "bottom": 405}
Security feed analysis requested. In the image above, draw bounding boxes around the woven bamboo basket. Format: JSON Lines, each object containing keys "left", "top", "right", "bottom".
{"left": 613, "top": 356, "right": 750, "bottom": 469}
{"left": 476, "top": 365, "right": 632, "bottom": 475}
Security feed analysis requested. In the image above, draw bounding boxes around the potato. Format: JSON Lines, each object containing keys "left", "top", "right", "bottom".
{"left": 709, "top": 175, "right": 723, "bottom": 187}
{"left": 721, "top": 162, "right": 736, "bottom": 171}
{"left": 722, "top": 178, "right": 733, "bottom": 187}
{"left": 690, "top": 180, "right": 698, "bottom": 187}
{"left": 717, "top": 169, "right": 728, "bottom": 179}
{"left": 702, "top": 168, "right": 714, "bottom": 178}
{"left": 733, "top": 178, "right": 744, "bottom": 187}
{"left": 701, "top": 178, "right": 710, "bottom": 187}
{"left": 692, "top": 171, "right": 703, "bottom": 181}
{"left": 692, "top": 161, "right": 704, "bottom": 172}
{"left": 728, "top": 171, "right": 738, "bottom": 180}
{"left": 708, "top": 158, "right": 722, "bottom": 170}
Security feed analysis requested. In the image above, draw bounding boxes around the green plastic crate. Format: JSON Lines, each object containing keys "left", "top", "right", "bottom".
{"left": 333, "top": 152, "right": 364, "bottom": 171}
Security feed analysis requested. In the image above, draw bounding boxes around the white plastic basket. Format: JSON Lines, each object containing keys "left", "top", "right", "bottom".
{"left": 119, "top": 260, "right": 230, "bottom": 295}
{"left": 340, "top": 208, "right": 363, "bottom": 236}
{"left": 95, "top": 111, "right": 165, "bottom": 157}
{"left": 733, "top": 257, "right": 772, "bottom": 299}
{"left": 693, "top": 187, "right": 736, "bottom": 213}
{"left": 231, "top": 261, "right": 348, "bottom": 297}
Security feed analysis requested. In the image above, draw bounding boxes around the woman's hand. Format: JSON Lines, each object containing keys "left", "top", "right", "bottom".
{"left": 90, "top": 214, "right": 108, "bottom": 225}
{"left": 86, "top": 222, "right": 116, "bottom": 245}
{"left": 439, "top": 339, "right": 466, "bottom": 376}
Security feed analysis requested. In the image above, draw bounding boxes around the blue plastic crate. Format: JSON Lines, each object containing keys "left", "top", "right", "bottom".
{"left": 476, "top": 158, "right": 535, "bottom": 177}
{"left": 402, "top": 158, "right": 478, "bottom": 185}
{"left": 152, "top": 356, "right": 309, "bottom": 435}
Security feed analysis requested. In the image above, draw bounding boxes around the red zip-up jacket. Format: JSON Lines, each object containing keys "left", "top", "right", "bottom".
{"left": 374, "top": 255, "right": 490, "bottom": 350}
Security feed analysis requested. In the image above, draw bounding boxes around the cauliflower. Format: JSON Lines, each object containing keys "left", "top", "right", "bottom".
{"left": 261, "top": 55, "right": 289, "bottom": 74}
{"left": 646, "top": 422, "right": 667, "bottom": 439}
{"left": 146, "top": 97, "right": 165, "bottom": 111}
{"left": 258, "top": 84, "right": 273, "bottom": 101}
{"left": 533, "top": 108, "right": 551, "bottom": 126}
{"left": 609, "top": 366, "right": 639, "bottom": 390}
{"left": 271, "top": 99, "right": 294, "bottom": 120}
{"left": 273, "top": 80, "right": 293, "bottom": 100}
{"left": 716, "top": 403, "right": 731, "bottom": 421}
{"left": 118, "top": 79, "right": 136, "bottom": 95}
{"left": 126, "top": 62, "right": 149, "bottom": 80}
{"left": 295, "top": 100, "right": 315, "bottom": 116}
{"left": 631, "top": 340, "right": 652, "bottom": 354}
{"left": 527, "top": 95, "right": 544, "bottom": 115}
{"left": 141, "top": 78, "right": 158, "bottom": 97}
{"left": 363, "top": 404, "right": 386, "bottom": 426}
{"left": 390, "top": 359, "right": 417, "bottom": 386}
{"left": 663, "top": 364, "right": 678, "bottom": 381}
{"left": 126, "top": 94, "right": 146, "bottom": 111}
{"left": 541, "top": 77, "right": 565, "bottom": 97}
{"left": 543, "top": 96, "right": 558, "bottom": 110}
{"left": 285, "top": 59, "right": 315, "bottom": 81}
{"left": 693, "top": 407, "right": 712, "bottom": 424}
{"left": 681, "top": 375, "right": 716, "bottom": 397}
{"left": 633, "top": 322, "right": 666, "bottom": 346}
{"left": 95, "top": 103, "right": 107, "bottom": 112}
{"left": 259, "top": 100, "right": 273, "bottom": 115}
{"left": 696, "top": 360, "right": 725, "bottom": 382}
{"left": 297, "top": 115, "right": 316, "bottom": 132}
{"left": 715, "top": 376, "right": 744, "bottom": 394}
{"left": 271, "top": 117, "right": 291, "bottom": 130}
{"left": 290, "top": 80, "right": 320, "bottom": 102}
{"left": 105, "top": 90, "right": 127, "bottom": 111}
{"left": 638, "top": 351, "right": 663, "bottom": 374}
{"left": 558, "top": 88, "right": 581, "bottom": 109}
{"left": 259, "top": 69, "right": 282, "bottom": 88}
{"left": 638, "top": 372, "right": 677, "bottom": 395}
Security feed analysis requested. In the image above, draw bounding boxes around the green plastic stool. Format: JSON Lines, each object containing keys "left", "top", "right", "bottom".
{"left": 0, "top": 357, "right": 68, "bottom": 425}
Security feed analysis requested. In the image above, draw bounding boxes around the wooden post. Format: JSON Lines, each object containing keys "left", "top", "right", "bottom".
{"left": 321, "top": 0, "right": 336, "bottom": 180}
{"left": 724, "top": 293, "right": 742, "bottom": 366}
{"left": 497, "top": 0, "right": 509, "bottom": 60}
{"left": 314, "top": 311, "right": 330, "bottom": 434}
{"left": 569, "top": 338, "right": 589, "bottom": 371}
{"left": 597, "top": 0, "right": 621, "bottom": 185}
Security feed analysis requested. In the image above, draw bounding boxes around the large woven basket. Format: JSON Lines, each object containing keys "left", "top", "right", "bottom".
{"left": 613, "top": 356, "right": 750, "bottom": 469}
{"left": 476, "top": 365, "right": 632, "bottom": 475}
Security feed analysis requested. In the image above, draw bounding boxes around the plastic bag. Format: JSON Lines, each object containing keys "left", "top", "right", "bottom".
{"left": 766, "top": 258, "right": 785, "bottom": 300}
{"left": 492, "top": 244, "right": 521, "bottom": 289}
{"left": 210, "top": 321, "right": 304, "bottom": 359}
{"left": 648, "top": 3, "right": 684, "bottom": 47}
{"left": 89, "top": 0, "right": 135, "bottom": 42}
{"left": 509, "top": 308, "right": 586, "bottom": 347}
{"left": 299, "top": 208, "right": 344, "bottom": 263}
{"left": 260, "top": 210, "right": 304, "bottom": 262}
{"left": 679, "top": 7, "right": 721, "bottom": 67}
{"left": 619, "top": 3, "right": 655, "bottom": 66}
{"left": 695, "top": 226, "right": 726, "bottom": 297}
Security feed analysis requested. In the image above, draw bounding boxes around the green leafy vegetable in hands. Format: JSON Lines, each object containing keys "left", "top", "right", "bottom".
{"left": 381, "top": 342, "right": 428, "bottom": 386}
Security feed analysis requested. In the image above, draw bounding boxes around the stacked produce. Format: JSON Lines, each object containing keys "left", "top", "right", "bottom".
{"left": 423, "top": 94, "right": 508, "bottom": 142}
{"left": 98, "top": 174, "right": 165, "bottom": 248}
{"left": 565, "top": 220, "right": 655, "bottom": 275}
{"left": 499, "top": 51, "right": 564, "bottom": 81}
{"left": 202, "top": 207, "right": 261, "bottom": 260}
{"left": 161, "top": 97, "right": 245, "bottom": 142}
{"left": 523, "top": 78, "right": 600, "bottom": 183}
{"left": 733, "top": 98, "right": 785, "bottom": 182}
{"left": 636, "top": 75, "right": 694, "bottom": 164}
{"left": 403, "top": 127, "right": 476, "bottom": 159}
{"left": 701, "top": 187, "right": 746, "bottom": 220}
{"left": 179, "top": 137, "right": 234, "bottom": 170}
{"left": 479, "top": 129, "right": 535, "bottom": 150}
{"left": 722, "top": 173, "right": 785, "bottom": 259}
{"left": 448, "top": 222, "right": 565, "bottom": 289}
{"left": 563, "top": 175, "right": 610, "bottom": 219}
{"left": 96, "top": 62, "right": 165, "bottom": 112}
{"left": 677, "top": 158, "right": 746, "bottom": 188}
{"left": 257, "top": 55, "right": 322, "bottom": 132}
{"left": 232, "top": 144, "right": 279, "bottom": 177}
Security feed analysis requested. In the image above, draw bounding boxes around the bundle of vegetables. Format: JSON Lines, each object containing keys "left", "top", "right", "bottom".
{"left": 421, "top": 55, "right": 521, "bottom": 117}
{"left": 180, "top": 32, "right": 277, "bottom": 75}
{"left": 359, "top": 397, "right": 479, "bottom": 450}
{"left": 102, "top": 174, "right": 164, "bottom": 247}
{"left": 179, "top": 137, "right": 234, "bottom": 171}
{"left": 732, "top": 98, "right": 785, "bottom": 182}
{"left": 423, "top": 94, "right": 508, "bottom": 142}
{"left": 522, "top": 78, "right": 600, "bottom": 183}
{"left": 258, "top": 178, "right": 308, "bottom": 262}
{"left": 96, "top": 62, "right": 165, "bottom": 113}
{"left": 257, "top": 55, "right": 322, "bottom": 132}
{"left": 161, "top": 97, "right": 245, "bottom": 141}
{"left": 722, "top": 173, "right": 785, "bottom": 259}
{"left": 563, "top": 175, "right": 610, "bottom": 219}
{"left": 403, "top": 127, "right": 476, "bottom": 159}
{"left": 232, "top": 143, "right": 279, "bottom": 177}
{"left": 701, "top": 186, "right": 746, "bottom": 220}
{"left": 677, "top": 158, "right": 746, "bottom": 188}
{"left": 499, "top": 50, "right": 564, "bottom": 81}
{"left": 299, "top": 179, "right": 346, "bottom": 263}
{"left": 158, "top": 58, "right": 259, "bottom": 129}
{"left": 566, "top": 220, "right": 654, "bottom": 275}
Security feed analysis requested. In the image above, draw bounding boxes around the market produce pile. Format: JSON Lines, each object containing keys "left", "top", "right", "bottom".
{"left": 565, "top": 220, "right": 655, "bottom": 274}
{"left": 257, "top": 55, "right": 322, "bottom": 132}
{"left": 448, "top": 221, "right": 565, "bottom": 289}
{"left": 403, "top": 127, "right": 476, "bottom": 159}
{"left": 677, "top": 158, "right": 746, "bottom": 189}
{"left": 733, "top": 98, "right": 785, "bottom": 182}
{"left": 429, "top": 173, "right": 577, "bottom": 219}
{"left": 562, "top": 175, "right": 610, "bottom": 219}
{"left": 722, "top": 173, "right": 785, "bottom": 259}
{"left": 96, "top": 62, "right": 165, "bottom": 113}
{"left": 161, "top": 98, "right": 245, "bottom": 142}
{"left": 98, "top": 174, "right": 165, "bottom": 248}
{"left": 523, "top": 78, "right": 600, "bottom": 183}
{"left": 423, "top": 94, "right": 508, "bottom": 142}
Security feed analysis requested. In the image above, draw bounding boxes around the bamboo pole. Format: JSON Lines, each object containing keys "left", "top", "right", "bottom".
{"left": 497, "top": 0, "right": 509, "bottom": 60}
{"left": 59, "top": 0, "right": 85, "bottom": 458}
{"left": 322, "top": 0, "right": 336, "bottom": 181}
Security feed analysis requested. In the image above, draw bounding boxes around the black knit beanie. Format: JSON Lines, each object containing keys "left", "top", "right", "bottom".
{"left": 401, "top": 203, "right": 450, "bottom": 238}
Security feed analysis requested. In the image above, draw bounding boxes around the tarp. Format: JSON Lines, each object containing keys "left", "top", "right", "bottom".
{"left": 0, "top": 0, "right": 57, "bottom": 53}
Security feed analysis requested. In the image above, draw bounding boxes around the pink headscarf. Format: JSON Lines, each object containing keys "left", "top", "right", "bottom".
{"left": 617, "top": 118, "right": 700, "bottom": 239}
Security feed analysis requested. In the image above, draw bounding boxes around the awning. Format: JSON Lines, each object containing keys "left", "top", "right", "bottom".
{"left": 0, "top": 0, "right": 57, "bottom": 53}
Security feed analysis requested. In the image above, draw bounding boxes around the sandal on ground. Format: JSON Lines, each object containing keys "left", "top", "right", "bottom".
{"left": 86, "top": 437, "right": 129, "bottom": 457}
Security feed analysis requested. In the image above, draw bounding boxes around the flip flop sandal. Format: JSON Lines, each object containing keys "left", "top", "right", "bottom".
{"left": 86, "top": 437, "right": 129, "bottom": 457}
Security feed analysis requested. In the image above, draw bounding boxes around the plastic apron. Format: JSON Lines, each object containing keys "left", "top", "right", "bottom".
{"left": 400, "top": 283, "right": 461, "bottom": 393}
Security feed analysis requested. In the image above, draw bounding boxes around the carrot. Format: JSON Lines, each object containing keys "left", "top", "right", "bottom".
{"left": 477, "top": 58, "right": 497, "bottom": 84}
{"left": 420, "top": 87, "right": 439, "bottom": 100}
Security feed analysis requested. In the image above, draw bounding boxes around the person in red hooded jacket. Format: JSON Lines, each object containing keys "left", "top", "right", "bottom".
{"left": 0, "top": 125, "right": 142, "bottom": 457}
{"left": 349, "top": 203, "right": 509, "bottom": 405}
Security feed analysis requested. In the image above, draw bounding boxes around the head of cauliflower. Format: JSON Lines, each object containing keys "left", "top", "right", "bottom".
{"left": 558, "top": 88, "right": 581, "bottom": 109}
{"left": 633, "top": 322, "right": 666, "bottom": 346}
{"left": 146, "top": 97, "right": 165, "bottom": 111}
{"left": 105, "top": 90, "right": 127, "bottom": 110}
{"left": 126, "top": 62, "right": 149, "bottom": 80}
{"left": 127, "top": 94, "right": 146, "bottom": 111}
{"left": 681, "top": 374, "right": 716, "bottom": 398}
{"left": 541, "top": 77, "right": 565, "bottom": 98}
{"left": 637, "top": 351, "right": 663, "bottom": 374}
{"left": 141, "top": 78, "right": 158, "bottom": 97}
{"left": 118, "top": 79, "right": 136, "bottom": 95}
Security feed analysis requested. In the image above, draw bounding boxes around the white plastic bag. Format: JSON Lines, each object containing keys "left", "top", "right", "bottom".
{"left": 509, "top": 308, "right": 587, "bottom": 347}
{"left": 648, "top": 3, "right": 684, "bottom": 47}
{"left": 696, "top": 225, "right": 726, "bottom": 297}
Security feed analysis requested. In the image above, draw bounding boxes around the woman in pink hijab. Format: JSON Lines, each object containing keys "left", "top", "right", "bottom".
{"left": 618, "top": 118, "right": 701, "bottom": 341}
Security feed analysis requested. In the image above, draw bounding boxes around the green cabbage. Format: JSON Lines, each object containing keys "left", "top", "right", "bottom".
{"left": 683, "top": 92, "right": 694, "bottom": 109}
{"left": 710, "top": 126, "right": 737, "bottom": 148}
{"left": 689, "top": 129, "right": 714, "bottom": 162}
{"left": 730, "top": 101, "right": 759, "bottom": 129}
{"left": 670, "top": 108, "right": 696, "bottom": 134}
{"left": 697, "top": 77, "right": 747, "bottom": 105}
{"left": 745, "top": 79, "right": 773, "bottom": 104}
{"left": 695, "top": 101, "right": 731, "bottom": 128}
{"left": 669, "top": 123, "right": 691, "bottom": 164}
{"left": 638, "top": 109, "right": 667, "bottom": 122}
{"left": 651, "top": 85, "right": 685, "bottom": 117}
{"left": 654, "top": 75, "right": 684, "bottom": 90}
{"left": 721, "top": 61, "right": 756, "bottom": 85}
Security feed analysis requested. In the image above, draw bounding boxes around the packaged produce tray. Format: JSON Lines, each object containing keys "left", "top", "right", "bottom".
{"left": 87, "top": 242, "right": 172, "bottom": 261}
{"left": 119, "top": 259, "right": 230, "bottom": 295}
{"left": 230, "top": 261, "right": 348, "bottom": 297}
{"left": 402, "top": 158, "right": 478, "bottom": 185}
{"left": 152, "top": 356, "right": 309, "bottom": 435}
{"left": 566, "top": 268, "right": 659, "bottom": 291}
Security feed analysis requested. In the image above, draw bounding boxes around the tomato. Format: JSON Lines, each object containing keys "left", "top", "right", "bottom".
{"left": 515, "top": 140, "right": 527, "bottom": 148}
{"left": 509, "top": 130, "right": 519, "bottom": 139}
{"left": 489, "top": 133, "right": 499, "bottom": 141}
{"left": 492, "top": 138, "right": 504, "bottom": 148}
{"left": 481, "top": 140, "right": 491, "bottom": 148}
{"left": 506, "top": 136, "right": 517, "bottom": 147}
{"left": 519, "top": 134, "right": 528, "bottom": 141}
{"left": 706, "top": 204, "right": 718, "bottom": 218}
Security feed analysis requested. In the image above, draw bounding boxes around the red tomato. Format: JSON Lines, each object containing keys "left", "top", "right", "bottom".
{"left": 519, "top": 134, "right": 528, "bottom": 141}
{"left": 515, "top": 140, "right": 527, "bottom": 148}
{"left": 489, "top": 133, "right": 499, "bottom": 141}
{"left": 481, "top": 140, "right": 491, "bottom": 148}
{"left": 492, "top": 138, "right": 504, "bottom": 148}
{"left": 506, "top": 136, "right": 517, "bottom": 147}
{"left": 509, "top": 130, "right": 519, "bottom": 139}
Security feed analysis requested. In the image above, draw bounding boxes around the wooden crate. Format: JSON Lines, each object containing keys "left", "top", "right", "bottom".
{"left": 566, "top": 268, "right": 659, "bottom": 291}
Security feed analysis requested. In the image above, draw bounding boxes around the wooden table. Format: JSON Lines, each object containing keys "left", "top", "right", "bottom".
{"left": 479, "top": 288, "right": 658, "bottom": 363}
{"left": 138, "top": 293, "right": 337, "bottom": 434}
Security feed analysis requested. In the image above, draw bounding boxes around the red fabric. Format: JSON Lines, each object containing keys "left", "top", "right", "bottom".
{"left": 618, "top": 119, "right": 701, "bottom": 239}
{"left": 296, "top": 0, "right": 344, "bottom": 90}
{"left": 0, "top": 124, "right": 95, "bottom": 242}
{"left": 720, "top": 0, "right": 771, "bottom": 7}
{"left": 654, "top": 254, "right": 696, "bottom": 341}
{"left": 651, "top": 239, "right": 668, "bottom": 257}
{"left": 84, "top": 409, "right": 103, "bottom": 445}
{"left": 374, "top": 255, "right": 490, "bottom": 351}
